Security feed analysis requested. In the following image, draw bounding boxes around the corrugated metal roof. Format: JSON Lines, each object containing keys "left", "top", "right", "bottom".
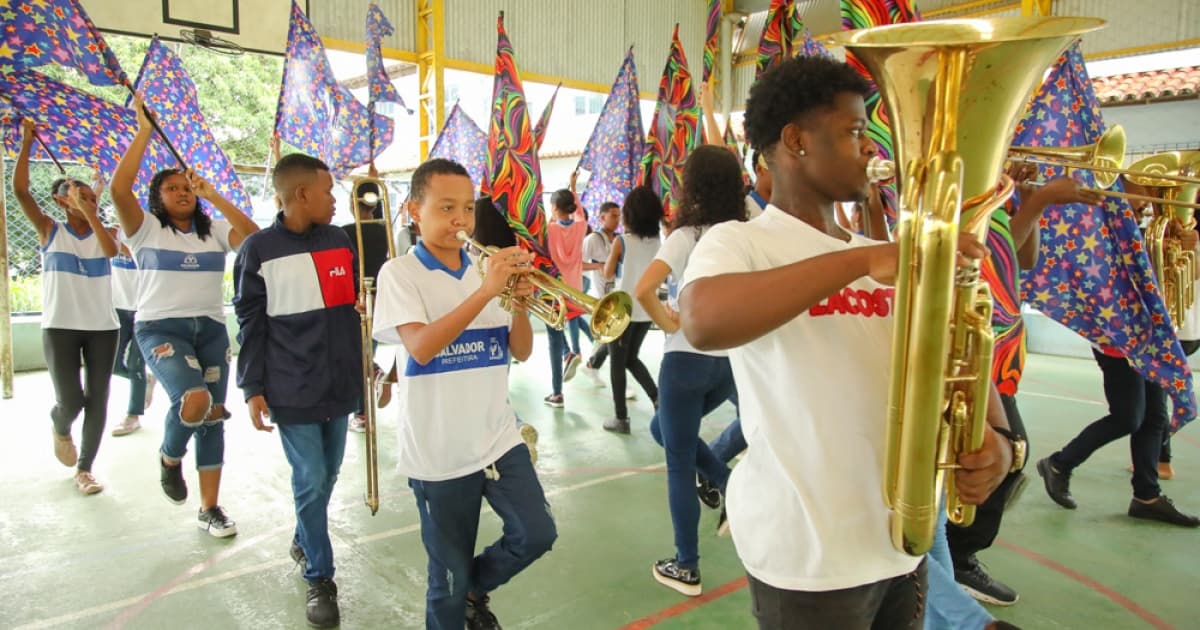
{"left": 309, "top": 0, "right": 415, "bottom": 51}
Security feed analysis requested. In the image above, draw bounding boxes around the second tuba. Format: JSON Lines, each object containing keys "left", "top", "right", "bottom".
{"left": 832, "top": 16, "right": 1105, "bottom": 556}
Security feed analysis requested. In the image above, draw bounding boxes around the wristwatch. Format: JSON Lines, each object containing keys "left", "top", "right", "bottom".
{"left": 992, "top": 426, "right": 1027, "bottom": 473}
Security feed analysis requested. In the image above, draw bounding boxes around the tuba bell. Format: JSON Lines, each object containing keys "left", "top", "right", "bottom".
{"left": 1128, "top": 151, "right": 1200, "bottom": 327}
{"left": 350, "top": 176, "right": 396, "bottom": 516}
{"left": 832, "top": 16, "right": 1105, "bottom": 555}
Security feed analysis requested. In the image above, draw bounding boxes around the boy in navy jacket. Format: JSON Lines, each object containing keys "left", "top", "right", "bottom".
{"left": 234, "top": 153, "right": 362, "bottom": 629}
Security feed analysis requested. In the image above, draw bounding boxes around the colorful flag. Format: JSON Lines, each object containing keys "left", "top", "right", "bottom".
{"left": 0, "top": 69, "right": 134, "bottom": 176}
{"left": 840, "top": 0, "right": 920, "bottom": 228}
{"left": 722, "top": 117, "right": 751, "bottom": 187}
{"left": 128, "top": 38, "right": 251, "bottom": 216}
{"left": 756, "top": 0, "right": 794, "bottom": 79}
{"left": 578, "top": 48, "right": 645, "bottom": 225}
{"left": 428, "top": 101, "right": 488, "bottom": 188}
{"left": 483, "top": 12, "right": 554, "bottom": 275}
{"left": 532, "top": 82, "right": 560, "bottom": 151}
{"left": 366, "top": 4, "right": 408, "bottom": 111}
{"left": 702, "top": 0, "right": 721, "bottom": 84}
{"left": 1017, "top": 44, "right": 1195, "bottom": 429}
{"left": 275, "top": 1, "right": 392, "bottom": 177}
{"left": 790, "top": 4, "right": 833, "bottom": 59}
{"left": 0, "top": 0, "right": 127, "bottom": 86}
{"left": 641, "top": 25, "right": 700, "bottom": 220}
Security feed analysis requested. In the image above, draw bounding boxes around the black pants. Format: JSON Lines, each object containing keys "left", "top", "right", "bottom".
{"left": 44, "top": 328, "right": 119, "bottom": 472}
{"left": 1050, "top": 349, "right": 1167, "bottom": 501}
{"left": 747, "top": 562, "right": 927, "bottom": 630}
{"left": 946, "top": 393, "right": 1027, "bottom": 567}
{"left": 609, "top": 321, "right": 657, "bottom": 419}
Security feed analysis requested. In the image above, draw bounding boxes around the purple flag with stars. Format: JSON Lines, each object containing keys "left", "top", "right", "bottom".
{"left": 578, "top": 48, "right": 645, "bottom": 225}
{"left": 0, "top": 69, "right": 134, "bottom": 175}
{"left": 127, "top": 38, "right": 251, "bottom": 217}
{"left": 428, "top": 101, "right": 487, "bottom": 188}
{"left": 275, "top": 1, "right": 393, "bottom": 177}
{"left": 0, "top": 0, "right": 128, "bottom": 86}
{"left": 1017, "top": 44, "right": 1195, "bottom": 429}
{"left": 366, "top": 4, "right": 409, "bottom": 112}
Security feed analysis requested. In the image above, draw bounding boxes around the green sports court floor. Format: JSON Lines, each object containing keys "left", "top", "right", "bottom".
{"left": 2, "top": 335, "right": 1197, "bottom": 629}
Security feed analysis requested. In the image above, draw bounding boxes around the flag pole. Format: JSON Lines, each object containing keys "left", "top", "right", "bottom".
{"left": 0, "top": 153, "right": 15, "bottom": 398}
{"left": 124, "top": 85, "right": 188, "bottom": 170}
{"left": 32, "top": 131, "right": 64, "bottom": 175}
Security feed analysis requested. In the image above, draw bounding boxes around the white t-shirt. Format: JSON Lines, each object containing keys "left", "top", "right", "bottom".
{"left": 655, "top": 226, "right": 725, "bottom": 357}
{"left": 110, "top": 245, "right": 139, "bottom": 312}
{"left": 618, "top": 234, "right": 661, "bottom": 323}
{"left": 583, "top": 230, "right": 615, "bottom": 299}
{"left": 372, "top": 243, "right": 522, "bottom": 482}
{"left": 682, "top": 204, "right": 919, "bottom": 592}
{"left": 745, "top": 191, "right": 767, "bottom": 220}
{"left": 40, "top": 222, "right": 118, "bottom": 330}
{"left": 125, "top": 217, "right": 236, "bottom": 322}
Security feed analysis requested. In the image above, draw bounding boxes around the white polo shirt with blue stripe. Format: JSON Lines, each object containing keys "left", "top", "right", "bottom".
{"left": 372, "top": 242, "right": 521, "bottom": 482}
{"left": 124, "top": 217, "right": 236, "bottom": 322}
{"left": 41, "top": 222, "right": 117, "bottom": 330}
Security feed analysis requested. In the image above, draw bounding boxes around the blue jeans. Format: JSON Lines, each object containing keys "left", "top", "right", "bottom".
{"left": 135, "top": 317, "right": 230, "bottom": 470}
{"left": 926, "top": 505, "right": 993, "bottom": 630}
{"left": 566, "top": 316, "right": 592, "bottom": 355}
{"left": 278, "top": 416, "right": 349, "bottom": 583}
{"left": 709, "top": 419, "right": 746, "bottom": 463}
{"left": 545, "top": 324, "right": 566, "bottom": 396}
{"left": 649, "top": 352, "right": 738, "bottom": 570}
{"left": 409, "top": 445, "right": 557, "bottom": 630}
{"left": 113, "top": 309, "right": 147, "bottom": 416}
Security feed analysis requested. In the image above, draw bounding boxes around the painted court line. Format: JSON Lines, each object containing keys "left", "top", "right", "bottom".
{"left": 16, "top": 464, "right": 664, "bottom": 630}
{"left": 619, "top": 576, "right": 749, "bottom": 629}
{"left": 997, "top": 539, "right": 1175, "bottom": 630}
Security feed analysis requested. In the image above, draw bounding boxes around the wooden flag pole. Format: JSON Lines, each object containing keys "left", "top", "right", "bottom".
{"left": 124, "top": 85, "right": 188, "bottom": 170}
{"left": 0, "top": 153, "right": 15, "bottom": 398}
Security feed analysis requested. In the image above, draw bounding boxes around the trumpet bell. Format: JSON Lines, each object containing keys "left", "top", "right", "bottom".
{"left": 590, "top": 291, "right": 634, "bottom": 344}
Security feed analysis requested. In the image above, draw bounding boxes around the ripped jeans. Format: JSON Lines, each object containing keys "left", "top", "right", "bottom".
{"left": 135, "top": 316, "right": 230, "bottom": 470}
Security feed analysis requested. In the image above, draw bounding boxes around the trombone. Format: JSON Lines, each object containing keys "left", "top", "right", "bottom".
{"left": 351, "top": 176, "right": 396, "bottom": 516}
{"left": 455, "top": 231, "right": 634, "bottom": 344}
{"left": 1009, "top": 126, "right": 1200, "bottom": 210}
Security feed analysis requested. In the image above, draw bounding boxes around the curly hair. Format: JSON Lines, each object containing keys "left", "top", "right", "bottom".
{"left": 148, "top": 169, "right": 212, "bottom": 240}
{"left": 673, "top": 145, "right": 747, "bottom": 230}
{"left": 743, "top": 56, "right": 870, "bottom": 155}
{"left": 621, "top": 186, "right": 664, "bottom": 239}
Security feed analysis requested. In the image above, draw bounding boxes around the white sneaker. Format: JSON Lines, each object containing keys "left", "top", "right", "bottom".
{"left": 562, "top": 353, "right": 581, "bottom": 382}
{"left": 626, "top": 388, "right": 637, "bottom": 400}
{"left": 111, "top": 415, "right": 142, "bottom": 437}
{"left": 581, "top": 365, "right": 605, "bottom": 388}
{"left": 519, "top": 423, "right": 539, "bottom": 465}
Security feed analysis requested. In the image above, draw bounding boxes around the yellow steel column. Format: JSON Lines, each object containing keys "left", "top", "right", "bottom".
{"left": 1020, "top": 0, "right": 1054, "bottom": 16}
{"left": 416, "top": 0, "right": 446, "bottom": 160}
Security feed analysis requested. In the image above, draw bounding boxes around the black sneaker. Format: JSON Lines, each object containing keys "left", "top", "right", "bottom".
{"left": 696, "top": 477, "right": 721, "bottom": 510}
{"left": 1036, "top": 457, "right": 1076, "bottom": 509}
{"left": 290, "top": 541, "right": 307, "bottom": 567}
{"left": 603, "top": 417, "right": 631, "bottom": 434}
{"left": 160, "top": 457, "right": 187, "bottom": 505}
{"left": 306, "top": 578, "right": 339, "bottom": 629}
{"left": 465, "top": 594, "right": 501, "bottom": 630}
{"left": 1128, "top": 495, "right": 1200, "bottom": 527}
{"left": 652, "top": 558, "right": 702, "bottom": 597}
{"left": 955, "top": 555, "right": 1018, "bottom": 606}
{"left": 197, "top": 506, "right": 238, "bottom": 538}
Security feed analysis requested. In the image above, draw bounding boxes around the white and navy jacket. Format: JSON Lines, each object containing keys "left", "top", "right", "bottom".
{"left": 233, "top": 213, "right": 363, "bottom": 424}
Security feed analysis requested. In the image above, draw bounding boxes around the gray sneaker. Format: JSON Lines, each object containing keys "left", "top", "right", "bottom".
{"left": 111, "top": 415, "right": 142, "bottom": 437}
{"left": 197, "top": 506, "right": 238, "bottom": 538}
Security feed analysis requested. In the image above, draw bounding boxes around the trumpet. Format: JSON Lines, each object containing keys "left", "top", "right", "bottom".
{"left": 455, "top": 231, "right": 634, "bottom": 344}
{"left": 350, "top": 176, "right": 395, "bottom": 516}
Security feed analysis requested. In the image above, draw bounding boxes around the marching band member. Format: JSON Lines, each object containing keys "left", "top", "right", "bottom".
{"left": 14, "top": 118, "right": 118, "bottom": 495}
{"left": 234, "top": 153, "right": 361, "bottom": 629}
{"left": 637, "top": 144, "right": 746, "bottom": 596}
{"left": 110, "top": 96, "right": 259, "bottom": 535}
{"left": 372, "top": 158, "right": 556, "bottom": 630}
{"left": 678, "top": 56, "right": 1012, "bottom": 629}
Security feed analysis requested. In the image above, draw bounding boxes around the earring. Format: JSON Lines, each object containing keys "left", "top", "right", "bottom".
{"left": 799, "top": 147, "right": 807, "bottom": 156}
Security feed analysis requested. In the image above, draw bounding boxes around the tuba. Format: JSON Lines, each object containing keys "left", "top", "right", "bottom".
{"left": 832, "top": 16, "right": 1105, "bottom": 555}
{"left": 456, "top": 231, "right": 634, "bottom": 344}
{"left": 1128, "top": 151, "right": 1200, "bottom": 327}
{"left": 351, "top": 176, "right": 396, "bottom": 516}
